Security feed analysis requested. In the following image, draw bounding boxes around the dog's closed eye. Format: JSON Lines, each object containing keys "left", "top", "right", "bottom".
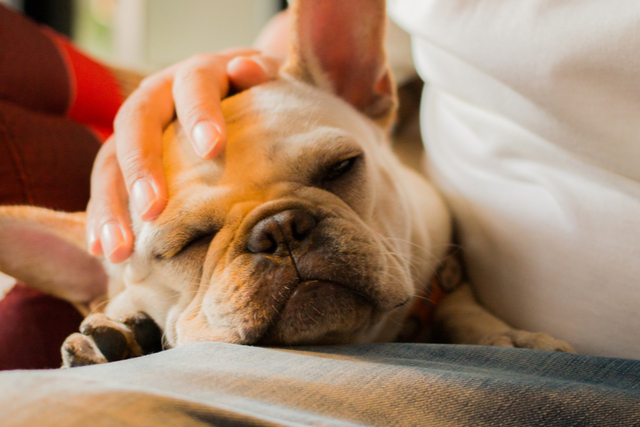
{"left": 324, "top": 156, "right": 358, "bottom": 181}
{"left": 177, "top": 232, "right": 216, "bottom": 256}
{"left": 153, "top": 227, "right": 219, "bottom": 260}
{"left": 321, "top": 155, "right": 361, "bottom": 186}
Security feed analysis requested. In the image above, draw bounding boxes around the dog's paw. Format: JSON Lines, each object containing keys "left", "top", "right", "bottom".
{"left": 61, "top": 312, "right": 163, "bottom": 368}
{"left": 479, "top": 330, "right": 575, "bottom": 353}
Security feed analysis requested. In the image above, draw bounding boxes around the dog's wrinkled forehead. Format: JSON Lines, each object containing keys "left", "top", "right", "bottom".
{"left": 132, "top": 78, "right": 390, "bottom": 258}
{"left": 163, "top": 79, "right": 386, "bottom": 199}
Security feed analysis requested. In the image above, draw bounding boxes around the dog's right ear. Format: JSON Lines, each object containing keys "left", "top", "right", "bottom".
{"left": 283, "top": 0, "right": 397, "bottom": 129}
{"left": 0, "top": 206, "right": 107, "bottom": 303}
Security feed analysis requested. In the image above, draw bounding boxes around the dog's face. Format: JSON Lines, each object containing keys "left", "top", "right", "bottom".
{"left": 0, "top": 0, "right": 450, "bottom": 353}
{"left": 117, "top": 79, "right": 419, "bottom": 346}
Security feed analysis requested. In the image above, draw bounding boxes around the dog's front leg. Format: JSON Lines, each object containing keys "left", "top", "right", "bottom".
{"left": 61, "top": 312, "right": 164, "bottom": 368}
{"left": 434, "top": 284, "right": 575, "bottom": 352}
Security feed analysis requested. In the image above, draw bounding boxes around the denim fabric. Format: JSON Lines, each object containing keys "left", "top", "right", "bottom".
{"left": 1, "top": 343, "right": 638, "bottom": 426}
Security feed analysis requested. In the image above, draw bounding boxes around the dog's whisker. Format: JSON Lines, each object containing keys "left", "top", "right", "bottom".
{"left": 376, "top": 244, "right": 433, "bottom": 280}
{"left": 8, "top": 0, "right": 542, "bottom": 373}
{"left": 160, "top": 331, "right": 170, "bottom": 350}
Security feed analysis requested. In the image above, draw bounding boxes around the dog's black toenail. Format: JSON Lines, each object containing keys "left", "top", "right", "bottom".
{"left": 124, "top": 312, "right": 164, "bottom": 355}
{"left": 63, "top": 342, "right": 76, "bottom": 355}
{"left": 68, "top": 358, "right": 95, "bottom": 368}
{"left": 80, "top": 324, "right": 93, "bottom": 335}
{"left": 91, "top": 326, "right": 128, "bottom": 362}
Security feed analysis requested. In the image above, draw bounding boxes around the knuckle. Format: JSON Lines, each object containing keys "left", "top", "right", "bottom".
{"left": 88, "top": 198, "right": 113, "bottom": 219}
{"left": 174, "top": 66, "right": 205, "bottom": 85}
{"left": 114, "top": 97, "right": 152, "bottom": 129}
{"left": 138, "top": 67, "right": 174, "bottom": 90}
{"left": 175, "top": 58, "right": 225, "bottom": 85}
{"left": 117, "top": 148, "right": 147, "bottom": 184}
{"left": 87, "top": 197, "right": 120, "bottom": 229}
{"left": 185, "top": 52, "right": 219, "bottom": 66}
{"left": 176, "top": 100, "right": 213, "bottom": 127}
{"left": 138, "top": 73, "right": 163, "bottom": 89}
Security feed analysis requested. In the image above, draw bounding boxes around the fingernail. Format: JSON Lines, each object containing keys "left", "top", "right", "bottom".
{"left": 192, "top": 121, "right": 221, "bottom": 158}
{"left": 87, "top": 228, "right": 101, "bottom": 256}
{"left": 131, "top": 179, "right": 157, "bottom": 218}
{"left": 100, "top": 221, "right": 124, "bottom": 260}
{"left": 227, "top": 56, "right": 251, "bottom": 75}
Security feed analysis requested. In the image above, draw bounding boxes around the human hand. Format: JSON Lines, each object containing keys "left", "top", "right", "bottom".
{"left": 86, "top": 49, "right": 282, "bottom": 263}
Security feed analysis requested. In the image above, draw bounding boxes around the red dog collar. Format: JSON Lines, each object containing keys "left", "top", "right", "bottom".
{"left": 396, "top": 248, "right": 465, "bottom": 343}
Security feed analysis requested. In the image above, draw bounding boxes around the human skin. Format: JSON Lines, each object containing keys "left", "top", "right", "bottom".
{"left": 87, "top": 11, "right": 291, "bottom": 263}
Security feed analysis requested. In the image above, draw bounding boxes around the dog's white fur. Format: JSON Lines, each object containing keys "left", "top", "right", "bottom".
{"left": 101, "top": 77, "right": 451, "bottom": 347}
{"left": 0, "top": 0, "right": 573, "bottom": 364}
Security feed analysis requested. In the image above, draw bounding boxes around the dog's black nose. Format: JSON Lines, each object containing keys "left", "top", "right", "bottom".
{"left": 247, "top": 209, "right": 317, "bottom": 254}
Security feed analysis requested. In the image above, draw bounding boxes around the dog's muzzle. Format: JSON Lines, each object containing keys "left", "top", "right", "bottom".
{"left": 237, "top": 207, "right": 378, "bottom": 344}
{"left": 246, "top": 209, "right": 317, "bottom": 255}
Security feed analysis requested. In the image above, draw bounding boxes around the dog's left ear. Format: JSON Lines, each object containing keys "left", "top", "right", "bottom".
{"left": 283, "top": 0, "right": 397, "bottom": 128}
{"left": 0, "top": 206, "right": 107, "bottom": 303}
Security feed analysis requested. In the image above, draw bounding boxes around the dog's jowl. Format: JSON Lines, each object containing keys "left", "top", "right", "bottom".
{"left": 0, "top": 0, "right": 573, "bottom": 368}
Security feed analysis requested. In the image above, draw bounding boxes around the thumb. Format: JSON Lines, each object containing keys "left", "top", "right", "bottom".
{"left": 227, "top": 55, "right": 282, "bottom": 92}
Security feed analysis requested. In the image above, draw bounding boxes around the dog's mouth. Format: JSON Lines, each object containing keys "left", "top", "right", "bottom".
{"left": 256, "top": 279, "right": 376, "bottom": 346}
{"left": 166, "top": 205, "right": 405, "bottom": 348}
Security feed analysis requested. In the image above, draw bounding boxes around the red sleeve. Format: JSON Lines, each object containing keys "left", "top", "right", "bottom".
{"left": 43, "top": 29, "right": 124, "bottom": 141}
{"left": 0, "top": 4, "right": 124, "bottom": 141}
{"left": 0, "top": 5, "right": 71, "bottom": 115}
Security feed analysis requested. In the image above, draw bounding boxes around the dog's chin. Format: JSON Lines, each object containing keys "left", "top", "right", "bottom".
{"left": 171, "top": 279, "right": 382, "bottom": 348}
{"left": 256, "top": 280, "right": 377, "bottom": 346}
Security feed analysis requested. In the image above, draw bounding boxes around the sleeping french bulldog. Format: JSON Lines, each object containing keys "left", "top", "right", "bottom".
{"left": 0, "top": 0, "right": 573, "bottom": 367}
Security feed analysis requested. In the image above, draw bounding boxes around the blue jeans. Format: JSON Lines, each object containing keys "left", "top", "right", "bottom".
{"left": 1, "top": 343, "right": 638, "bottom": 426}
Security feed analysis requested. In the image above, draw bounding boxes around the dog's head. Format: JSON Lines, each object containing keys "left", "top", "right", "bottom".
{"left": 0, "top": 0, "right": 450, "bottom": 346}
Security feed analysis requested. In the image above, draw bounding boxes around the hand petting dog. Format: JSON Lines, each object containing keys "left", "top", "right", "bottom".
{"left": 0, "top": 0, "right": 573, "bottom": 368}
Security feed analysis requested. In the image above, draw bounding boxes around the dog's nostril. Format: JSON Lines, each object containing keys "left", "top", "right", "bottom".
{"left": 247, "top": 220, "right": 279, "bottom": 253}
{"left": 289, "top": 210, "right": 316, "bottom": 241}
{"left": 246, "top": 209, "right": 317, "bottom": 254}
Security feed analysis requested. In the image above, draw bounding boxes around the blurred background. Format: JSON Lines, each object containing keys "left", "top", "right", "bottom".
{"left": 0, "top": 0, "right": 285, "bottom": 71}
{"left": 0, "top": 0, "right": 423, "bottom": 172}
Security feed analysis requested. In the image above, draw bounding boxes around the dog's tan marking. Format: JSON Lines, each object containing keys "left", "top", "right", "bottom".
{"left": 0, "top": 0, "right": 573, "bottom": 367}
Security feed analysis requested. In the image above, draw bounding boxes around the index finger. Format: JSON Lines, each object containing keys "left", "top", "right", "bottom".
{"left": 171, "top": 49, "right": 275, "bottom": 160}
{"left": 113, "top": 67, "right": 176, "bottom": 220}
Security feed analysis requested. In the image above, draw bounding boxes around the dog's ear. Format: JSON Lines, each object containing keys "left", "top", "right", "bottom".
{"left": 283, "top": 0, "right": 397, "bottom": 128}
{"left": 0, "top": 206, "right": 107, "bottom": 303}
